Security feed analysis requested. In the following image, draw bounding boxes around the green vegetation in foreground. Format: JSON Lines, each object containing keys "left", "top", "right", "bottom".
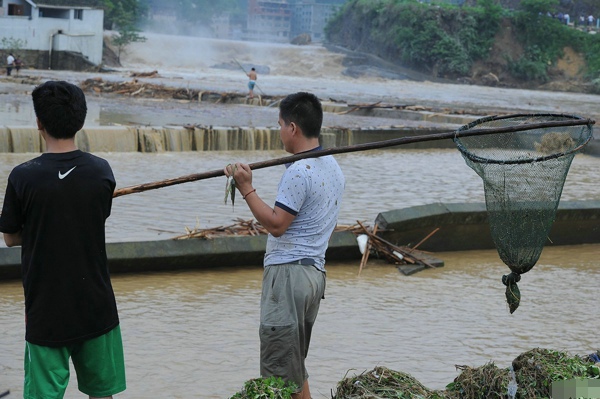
{"left": 230, "top": 349, "right": 600, "bottom": 399}
{"left": 230, "top": 376, "right": 297, "bottom": 399}
{"left": 325, "top": 0, "right": 600, "bottom": 91}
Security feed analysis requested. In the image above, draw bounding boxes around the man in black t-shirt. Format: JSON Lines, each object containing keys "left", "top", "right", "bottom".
{"left": 0, "top": 81, "right": 126, "bottom": 398}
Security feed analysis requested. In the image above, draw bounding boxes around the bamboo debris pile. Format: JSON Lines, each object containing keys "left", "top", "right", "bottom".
{"left": 329, "top": 98, "right": 503, "bottom": 117}
{"left": 173, "top": 218, "right": 364, "bottom": 240}
{"left": 80, "top": 78, "right": 269, "bottom": 102}
{"left": 130, "top": 70, "right": 159, "bottom": 78}
{"left": 356, "top": 221, "right": 441, "bottom": 275}
{"left": 171, "top": 218, "right": 441, "bottom": 274}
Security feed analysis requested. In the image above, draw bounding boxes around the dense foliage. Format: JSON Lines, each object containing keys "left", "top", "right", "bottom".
{"left": 101, "top": 0, "right": 148, "bottom": 30}
{"left": 325, "top": 0, "right": 600, "bottom": 85}
{"left": 326, "top": 0, "right": 503, "bottom": 77}
{"left": 509, "top": 0, "right": 600, "bottom": 83}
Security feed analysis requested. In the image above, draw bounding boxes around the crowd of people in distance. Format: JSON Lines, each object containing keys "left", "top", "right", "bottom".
{"left": 545, "top": 11, "right": 598, "bottom": 30}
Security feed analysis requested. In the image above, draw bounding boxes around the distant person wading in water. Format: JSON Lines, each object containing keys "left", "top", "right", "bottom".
{"left": 247, "top": 67, "right": 257, "bottom": 98}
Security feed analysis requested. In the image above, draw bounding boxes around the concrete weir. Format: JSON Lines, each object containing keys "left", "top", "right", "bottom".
{"left": 0, "top": 125, "right": 456, "bottom": 153}
{"left": 2, "top": 101, "right": 596, "bottom": 154}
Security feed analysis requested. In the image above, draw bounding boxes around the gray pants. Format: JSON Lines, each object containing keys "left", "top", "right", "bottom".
{"left": 259, "top": 264, "right": 326, "bottom": 391}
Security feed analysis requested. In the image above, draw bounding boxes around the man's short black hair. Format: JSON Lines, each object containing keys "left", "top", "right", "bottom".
{"left": 279, "top": 92, "right": 322, "bottom": 138}
{"left": 32, "top": 81, "right": 87, "bottom": 139}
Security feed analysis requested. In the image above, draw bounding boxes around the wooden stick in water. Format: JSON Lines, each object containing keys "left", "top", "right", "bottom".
{"left": 412, "top": 227, "right": 440, "bottom": 250}
{"left": 358, "top": 223, "right": 378, "bottom": 275}
{"left": 113, "top": 117, "right": 594, "bottom": 198}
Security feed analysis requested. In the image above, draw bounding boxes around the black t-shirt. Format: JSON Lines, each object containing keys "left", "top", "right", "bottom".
{"left": 0, "top": 150, "right": 119, "bottom": 347}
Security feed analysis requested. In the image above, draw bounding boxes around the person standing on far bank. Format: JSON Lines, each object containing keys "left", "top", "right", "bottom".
{"left": 0, "top": 81, "right": 126, "bottom": 399}
{"left": 247, "top": 67, "right": 257, "bottom": 98}
{"left": 224, "top": 92, "right": 345, "bottom": 399}
{"left": 6, "top": 52, "right": 15, "bottom": 76}
{"left": 14, "top": 55, "right": 23, "bottom": 77}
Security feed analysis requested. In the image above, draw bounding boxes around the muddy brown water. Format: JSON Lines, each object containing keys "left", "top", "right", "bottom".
{"left": 1, "top": 35, "right": 599, "bottom": 398}
{"left": 1, "top": 149, "right": 599, "bottom": 398}
{"left": 1, "top": 245, "right": 598, "bottom": 398}
{"left": 1, "top": 149, "right": 598, "bottom": 244}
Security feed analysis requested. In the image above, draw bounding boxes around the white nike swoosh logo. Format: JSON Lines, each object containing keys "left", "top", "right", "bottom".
{"left": 58, "top": 166, "right": 77, "bottom": 180}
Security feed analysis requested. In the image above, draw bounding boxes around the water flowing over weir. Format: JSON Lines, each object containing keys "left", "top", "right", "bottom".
{"left": 0, "top": 125, "right": 453, "bottom": 153}
{"left": 0, "top": 125, "right": 281, "bottom": 153}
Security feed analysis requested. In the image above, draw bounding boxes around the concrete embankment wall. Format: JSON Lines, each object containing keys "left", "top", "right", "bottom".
{"left": 0, "top": 230, "right": 361, "bottom": 281}
{"left": 375, "top": 201, "right": 600, "bottom": 252}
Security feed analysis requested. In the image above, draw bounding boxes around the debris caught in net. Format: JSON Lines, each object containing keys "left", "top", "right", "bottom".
{"left": 453, "top": 114, "right": 594, "bottom": 313}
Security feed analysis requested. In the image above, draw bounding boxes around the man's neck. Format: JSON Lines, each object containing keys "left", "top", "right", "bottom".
{"left": 293, "top": 138, "right": 320, "bottom": 154}
{"left": 44, "top": 137, "right": 77, "bottom": 153}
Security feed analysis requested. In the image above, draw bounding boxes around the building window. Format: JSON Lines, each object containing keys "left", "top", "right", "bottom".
{"left": 75, "top": 9, "right": 83, "bottom": 20}
{"left": 8, "top": 4, "right": 25, "bottom": 15}
{"left": 39, "top": 7, "right": 69, "bottom": 19}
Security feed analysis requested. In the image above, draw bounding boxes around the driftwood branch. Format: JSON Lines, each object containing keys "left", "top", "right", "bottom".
{"left": 113, "top": 117, "right": 595, "bottom": 198}
{"left": 412, "top": 228, "right": 440, "bottom": 250}
{"left": 336, "top": 101, "right": 382, "bottom": 115}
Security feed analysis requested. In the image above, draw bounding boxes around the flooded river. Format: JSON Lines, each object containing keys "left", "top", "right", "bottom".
{"left": 1, "top": 148, "right": 599, "bottom": 398}
{"left": 1, "top": 149, "right": 599, "bottom": 244}
{"left": 1, "top": 244, "right": 598, "bottom": 398}
{"left": 1, "top": 34, "right": 599, "bottom": 398}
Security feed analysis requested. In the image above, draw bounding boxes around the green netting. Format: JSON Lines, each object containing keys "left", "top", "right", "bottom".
{"left": 453, "top": 114, "right": 594, "bottom": 313}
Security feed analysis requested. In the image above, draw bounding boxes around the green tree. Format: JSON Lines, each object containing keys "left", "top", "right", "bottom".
{"left": 102, "top": 0, "right": 148, "bottom": 30}
{"left": 111, "top": 27, "right": 146, "bottom": 63}
{"left": 105, "top": 0, "right": 147, "bottom": 63}
{"left": 519, "top": 0, "right": 558, "bottom": 14}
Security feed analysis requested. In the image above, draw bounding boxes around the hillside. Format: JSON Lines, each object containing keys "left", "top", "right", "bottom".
{"left": 464, "top": 19, "right": 590, "bottom": 93}
{"left": 325, "top": 1, "right": 600, "bottom": 95}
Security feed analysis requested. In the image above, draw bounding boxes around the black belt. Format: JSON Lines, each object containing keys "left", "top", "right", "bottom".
{"left": 291, "top": 258, "right": 315, "bottom": 266}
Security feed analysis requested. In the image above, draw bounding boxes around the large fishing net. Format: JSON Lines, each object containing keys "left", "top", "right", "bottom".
{"left": 453, "top": 114, "right": 594, "bottom": 313}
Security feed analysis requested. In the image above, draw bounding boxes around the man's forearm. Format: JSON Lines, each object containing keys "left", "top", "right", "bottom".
{"left": 3, "top": 231, "right": 23, "bottom": 247}
{"left": 243, "top": 191, "right": 294, "bottom": 237}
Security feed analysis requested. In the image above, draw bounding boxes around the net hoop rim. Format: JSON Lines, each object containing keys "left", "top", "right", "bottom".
{"left": 454, "top": 113, "right": 594, "bottom": 165}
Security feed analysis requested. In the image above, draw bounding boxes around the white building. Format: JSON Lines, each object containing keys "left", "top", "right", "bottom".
{"left": 0, "top": 0, "right": 104, "bottom": 66}
{"left": 290, "top": 1, "right": 346, "bottom": 42}
{"left": 247, "top": 0, "right": 292, "bottom": 43}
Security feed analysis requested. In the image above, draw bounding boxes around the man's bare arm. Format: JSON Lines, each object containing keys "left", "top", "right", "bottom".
{"left": 244, "top": 192, "right": 295, "bottom": 237}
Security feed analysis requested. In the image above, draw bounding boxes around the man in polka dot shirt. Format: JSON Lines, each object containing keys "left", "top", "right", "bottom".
{"left": 225, "top": 92, "right": 345, "bottom": 399}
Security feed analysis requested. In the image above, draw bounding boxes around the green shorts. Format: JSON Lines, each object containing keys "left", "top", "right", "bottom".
{"left": 24, "top": 325, "right": 126, "bottom": 399}
{"left": 259, "top": 264, "right": 326, "bottom": 391}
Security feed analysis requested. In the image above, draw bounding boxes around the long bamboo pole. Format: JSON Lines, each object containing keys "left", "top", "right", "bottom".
{"left": 113, "top": 117, "right": 594, "bottom": 198}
